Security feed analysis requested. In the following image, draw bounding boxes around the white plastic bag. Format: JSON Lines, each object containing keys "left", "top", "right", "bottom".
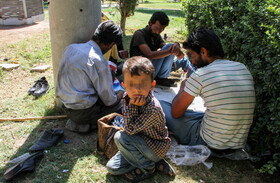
{"left": 166, "top": 144, "right": 213, "bottom": 169}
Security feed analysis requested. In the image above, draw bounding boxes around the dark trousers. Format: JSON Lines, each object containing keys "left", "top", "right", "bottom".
{"left": 62, "top": 100, "right": 122, "bottom": 126}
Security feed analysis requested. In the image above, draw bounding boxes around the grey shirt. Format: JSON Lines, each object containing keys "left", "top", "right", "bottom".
{"left": 56, "top": 40, "right": 117, "bottom": 110}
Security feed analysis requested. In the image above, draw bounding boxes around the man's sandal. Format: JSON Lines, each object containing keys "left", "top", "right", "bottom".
{"left": 123, "top": 168, "right": 156, "bottom": 182}
{"left": 156, "top": 159, "right": 176, "bottom": 177}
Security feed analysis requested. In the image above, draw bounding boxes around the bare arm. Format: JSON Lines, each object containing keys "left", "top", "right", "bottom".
{"left": 138, "top": 44, "right": 172, "bottom": 59}
{"left": 138, "top": 43, "right": 184, "bottom": 60}
{"left": 171, "top": 79, "right": 195, "bottom": 118}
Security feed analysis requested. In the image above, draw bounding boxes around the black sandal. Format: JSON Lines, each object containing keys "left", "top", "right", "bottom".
{"left": 123, "top": 168, "right": 156, "bottom": 182}
{"left": 156, "top": 159, "right": 176, "bottom": 177}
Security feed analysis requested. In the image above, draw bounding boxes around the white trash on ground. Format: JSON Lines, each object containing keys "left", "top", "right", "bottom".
{"left": 166, "top": 137, "right": 213, "bottom": 169}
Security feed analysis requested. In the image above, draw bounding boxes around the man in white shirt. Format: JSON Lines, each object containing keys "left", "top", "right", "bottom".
{"left": 56, "top": 20, "right": 124, "bottom": 133}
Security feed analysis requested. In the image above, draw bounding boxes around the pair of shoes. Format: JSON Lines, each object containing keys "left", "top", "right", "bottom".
{"left": 155, "top": 77, "right": 177, "bottom": 87}
{"left": 29, "top": 129, "right": 64, "bottom": 152}
{"left": 28, "top": 77, "right": 50, "bottom": 96}
{"left": 3, "top": 151, "right": 44, "bottom": 180}
{"left": 156, "top": 159, "right": 176, "bottom": 177}
{"left": 123, "top": 168, "right": 156, "bottom": 182}
{"left": 66, "top": 119, "right": 92, "bottom": 133}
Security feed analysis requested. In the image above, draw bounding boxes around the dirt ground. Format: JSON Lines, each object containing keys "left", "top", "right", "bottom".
{"left": 0, "top": 19, "right": 51, "bottom": 105}
{"left": 0, "top": 19, "right": 49, "bottom": 44}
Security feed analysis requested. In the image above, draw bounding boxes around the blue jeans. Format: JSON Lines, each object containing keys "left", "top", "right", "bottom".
{"left": 174, "top": 56, "right": 196, "bottom": 78}
{"left": 152, "top": 44, "right": 195, "bottom": 78}
{"left": 106, "top": 131, "right": 161, "bottom": 175}
{"left": 151, "top": 43, "right": 174, "bottom": 78}
{"left": 159, "top": 100, "right": 207, "bottom": 146}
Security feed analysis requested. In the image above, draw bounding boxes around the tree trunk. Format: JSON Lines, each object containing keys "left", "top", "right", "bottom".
{"left": 120, "top": 15, "right": 126, "bottom": 36}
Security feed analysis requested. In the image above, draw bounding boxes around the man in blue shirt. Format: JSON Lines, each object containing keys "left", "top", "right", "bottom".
{"left": 56, "top": 20, "right": 124, "bottom": 133}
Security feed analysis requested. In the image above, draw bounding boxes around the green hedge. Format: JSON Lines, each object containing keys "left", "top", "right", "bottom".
{"left": 182, "top": 0, "right": 280, "bottom": 175}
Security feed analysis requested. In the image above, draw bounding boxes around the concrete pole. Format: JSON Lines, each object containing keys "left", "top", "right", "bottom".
{"left": 48, "top": 0, "right": 101, "bottom": 106}
{"left": 22, "top": 0, "right": 28, "bottom": 18}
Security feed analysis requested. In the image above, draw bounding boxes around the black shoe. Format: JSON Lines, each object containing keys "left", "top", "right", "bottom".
{"left": 28, "top": 77, "right": 47, "bottom": 95}
{"left": 3, "top": 151, "right": 44, "bottom": 180}
{"left": 210, "top": 148, "right": 250, "bottom": 160}
{"left": 155, "top": 77, "right": 177, "bottom": 87}
{"left": 29, "top": 129, "right": 64, "bottom": 152}
{"left": 33, "top": 78, "right": 50, "bottom": 97}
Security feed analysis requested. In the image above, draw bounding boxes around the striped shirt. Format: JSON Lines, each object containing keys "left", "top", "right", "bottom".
{"left": 122, "top": 92, "right": 171, "bottom": 159}
{"left": 184, "top": 59, "right": 256, "bottom": 149}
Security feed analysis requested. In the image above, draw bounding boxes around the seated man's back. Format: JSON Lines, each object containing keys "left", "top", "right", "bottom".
{"left": 185, "top": 59, "right": 256, "bottom": 149}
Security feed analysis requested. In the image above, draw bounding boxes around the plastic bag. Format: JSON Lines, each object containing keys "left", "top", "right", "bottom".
{"left": 166, "top": 142, "right": 213, "bottom": 169}
{"left": 113, "top": 79, "right": 125, "bottom": 93}
{"left": 112, "top": 115, "right": 124, "bottom": 128}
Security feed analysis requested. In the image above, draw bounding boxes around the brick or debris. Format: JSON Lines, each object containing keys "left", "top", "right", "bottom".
{"left": 30, "top": 65, "right": 50, "bottom": 72}
{"left": 0, "top": 64, "right": 20, "bottom": 70}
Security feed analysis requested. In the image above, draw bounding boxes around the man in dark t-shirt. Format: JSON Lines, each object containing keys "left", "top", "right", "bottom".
{"left": 130, "top": 11, "right": 195, "bottom": 87}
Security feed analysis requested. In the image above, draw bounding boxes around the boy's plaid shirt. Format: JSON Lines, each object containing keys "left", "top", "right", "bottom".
{"left": 122, "top": 92, "right": 171, "bottom": 159}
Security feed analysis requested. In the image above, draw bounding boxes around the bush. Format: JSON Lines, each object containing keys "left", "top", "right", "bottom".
{"left": 182, "top": 0, "right": 280, "bottom": 175}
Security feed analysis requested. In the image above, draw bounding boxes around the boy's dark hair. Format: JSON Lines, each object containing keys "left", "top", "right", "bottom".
{"left": 150, "top": 11, "right": 169, "bottom": 26}
{"left": 122, "top": 56, "right": 154, "bottom": 81}
{"left": 183, "top": 27, "right": 224, "bottom": 58}
{"left": 92, "top": 20, "right": 123, "bottom": 45}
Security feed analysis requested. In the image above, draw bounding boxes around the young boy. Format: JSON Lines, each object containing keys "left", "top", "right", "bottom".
{"left": 106, "top": 56, "right": 175, "bottom": 182}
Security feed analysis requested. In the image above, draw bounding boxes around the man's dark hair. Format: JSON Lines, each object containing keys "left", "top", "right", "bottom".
{"left": 122, "top": 56, "right": 154, "bottom": 81}
{"left": 150, "top": 11, "right": 169, "bottom": 26}
{"left": 183, "top": 28, "right": 224, "bottom": 58}
{"left": 92, "top": 20, "right": 123, "bottom": 45}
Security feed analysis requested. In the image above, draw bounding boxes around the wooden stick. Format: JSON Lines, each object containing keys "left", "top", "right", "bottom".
{"left": 0, "top": 115, "right": 68, "bottom": 122}
{"left": 11, "top": 131, "right": 15, "bottom": 139}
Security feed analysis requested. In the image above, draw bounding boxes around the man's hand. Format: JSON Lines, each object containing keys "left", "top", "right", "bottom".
{"left": 176, "top": 50, "right": 184, "bottom": 60}
{"left": 170, "top": 44, "right": 180, "bottom": 55}
{"left": 110, "top": 90, "right": 124, "bottom": 107}
{"left": 129, "top": 95, "right": 146, "bottom": 106}
{"left": 170, "top": 43, "right": 184, "bottom": 59}
{"left": 179, "top": 79, "right": 188, "bottom": 93}
{"left": 119, "top": 50, "right": 128, "bottom": 59}
{"left": 171, "top": 79, "right": 195, "bottom": 118}
{"left": 116, "top": 90, "right": 125, "bottom": 100}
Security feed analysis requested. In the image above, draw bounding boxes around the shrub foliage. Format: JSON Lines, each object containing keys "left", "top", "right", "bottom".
{"left": 182, "top": 0, "right": 280, "bottom": 175}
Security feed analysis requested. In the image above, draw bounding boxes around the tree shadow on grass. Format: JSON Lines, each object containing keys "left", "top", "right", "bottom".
{"left": 0, "top": 105, "right": 266, "bottom": 182}
{"left": 0, "top": 105, "right": 100, "bottom": 182}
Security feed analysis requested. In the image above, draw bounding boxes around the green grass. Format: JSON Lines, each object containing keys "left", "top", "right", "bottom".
{"left": 103, "top": 4, "right": 187, "bottom": 43}
{"left": 0, "top": 3, "right": 268, "bottom": 183}
{"left": 137, "top": 1, "right": 182, "bottom": 9}
{"left": 44, "top": 9, "right": 49, "bottom": 19}
{"left": 1, "top": 33, "right": 51, "bottom": 71}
